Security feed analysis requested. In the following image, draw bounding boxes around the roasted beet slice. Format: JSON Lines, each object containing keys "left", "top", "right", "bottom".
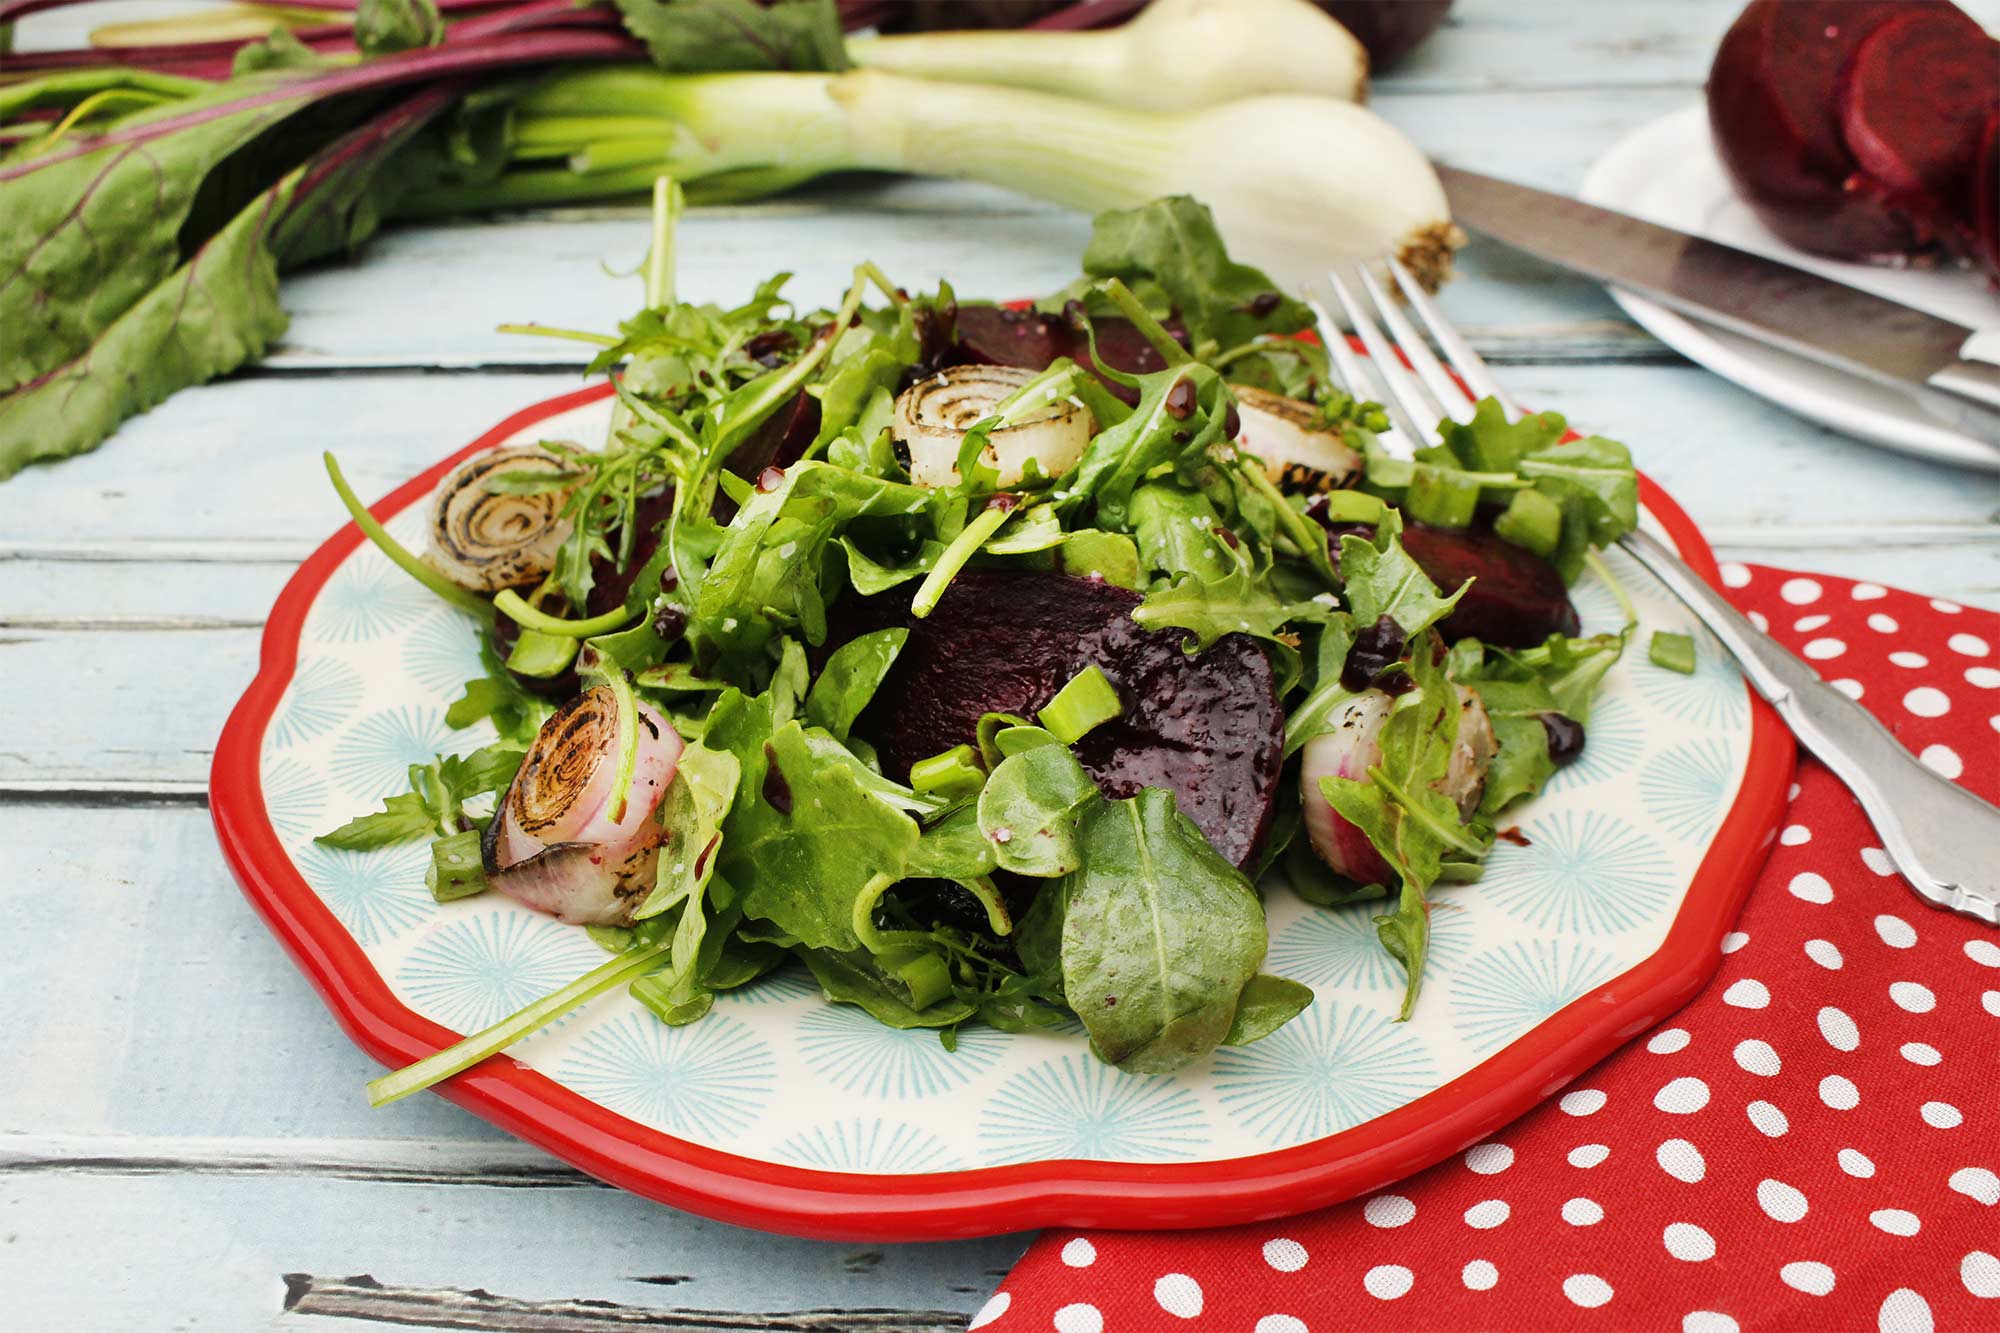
{"left": 1326, "top": 520, "right": 1579, "bottom": 648}
{"left": 843, "top": 568, "right": 1284, "bottom": 870}
{"left": 1975, "top": 110, "right": 2000, "bottom": 282}
{"left": 952, "top": 305, "right": 1185, "bottom": 402}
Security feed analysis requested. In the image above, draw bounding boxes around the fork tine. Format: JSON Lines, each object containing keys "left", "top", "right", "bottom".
{"left": 1387, "top": 256, "right": 1522, "bottom": 420}
{"left": 1328, "top": 266, "right": 1443, "bottom": 449}
{"left": 1307, "top": 296, "right": 1373, "bottom": 407}
{"left": 1358, "top": 264, "right": 1476, "bottom": 423}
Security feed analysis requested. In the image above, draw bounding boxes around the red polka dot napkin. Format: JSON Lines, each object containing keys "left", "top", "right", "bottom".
{"left": 975, "top": 566, "right": 1999, "bottom": 1333}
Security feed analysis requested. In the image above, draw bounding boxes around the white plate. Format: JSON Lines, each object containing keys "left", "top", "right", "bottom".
{"left": 1579, "top": 102, "right": 2000, "bottom": 472}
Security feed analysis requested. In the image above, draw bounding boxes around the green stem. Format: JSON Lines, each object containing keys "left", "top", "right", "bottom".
{"left": 598, "top": 662, "right": 641, "bottom": 825}
{"left": 323, "top": 454, "right": 488, "bottom": 616}
{"left": 367, "top": 943, "right": 670, "bottom": 1107}
{"left": 1584, "top": 548, "right": 1637, "bottom": 632}
{"left": 492, "top": 589, "right": 635, "bottom": 638}
{"left": 912, "top": 502, "right": 1014, "bottom": 618}
{"left": 494, "top": 323, "right": 619, "bottom": 347}
{"left": 644, "top": 176, "right": 683, "bottom": 311}
{"left": 1236, "top": 455, "right": 1339, "bottom": 589}
{"left": 1096, "top": 278, "right": 1189, "bottom": 366}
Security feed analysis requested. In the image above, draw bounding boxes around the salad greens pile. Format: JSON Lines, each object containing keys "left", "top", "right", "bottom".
{"left": 322, "top": 189, "right": 1639, "bottom": 1103}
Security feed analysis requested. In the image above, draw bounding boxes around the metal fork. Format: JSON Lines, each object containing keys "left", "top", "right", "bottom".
{"left": 1317, "top": 260, "right": 2000, "bottom": 926}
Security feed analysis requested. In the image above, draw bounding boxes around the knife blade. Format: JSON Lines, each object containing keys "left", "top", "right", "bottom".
{"left": 1437, "top": 166, "right": 2000, "bottom": 439}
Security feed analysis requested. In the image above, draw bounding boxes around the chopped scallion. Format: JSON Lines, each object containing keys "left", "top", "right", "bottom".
{"left": 1038, "top": 664, "right": 1123, "bottom": 744}
{"left": 1649, "top": 630, "right": 1698, "bottom": 675}
{"left": 910, "top": 745, "right": 986, "bottom": 799}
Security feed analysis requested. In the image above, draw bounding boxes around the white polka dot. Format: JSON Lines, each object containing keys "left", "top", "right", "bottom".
{"left": 1734, "top": 1039, "right": 1781, "bottom": 1075}
{"left": 1904, "top": 686, "right": 1950, "bottom": 717}
{"left": 1782, "top": 1261, "right": 1837, "bottom": 1295}
{"left": 1364, "top": 1194, "right": 1416, "bottom": 1228}
{"left": 1462, "top": 1259, "right": 1497, "bottom": 1291}
{"left": 1879, "top": 1287, "right": 1933, "bottom": 1333}
{"left": 1794, "top": 613, "right": 1831, "bottom": 632}
{"left": 1749, "top": 610, "right": 1770, "bottom": 631}
{"left": 1918, "top": 745, "right": 1963, "bottom": 779}
{"left": 1684, "top": 1313, "right": 1739, "bottom": 1333}
{"left": 1649, "top": 1027, "right": 1692, "bottom": 1053}
{"left": 1948, "top": 1167, "right": 1999, "bottom": 1205}
{"left": 1819, "top": 1075, "right": 1860, "bottom": 1110}
{"left": 1949, "top": 633, "right": 1990, "bottom": 657}
{"left": 1832, "top": 678, "right": 1865, "bottom": 699}
{"left": 1867, "top": 613, "right": 1899, "bottom": 633}
{"left": 1720, "top": 931, "right": 1749, "bottom": 954}
{"left": 1655, "top": 1076, "right": 1711, "bottom": 1113}
{"left": 1889, "top": 650, "right": 1929, "bottom": 668}
{"left": 1874, "top": 915, "right": 1918, "bottom": 949}
{"left": 1871, "top": 1209, "right": 1921, "bottom": 1237}
{"left": 1569, "top": 1143, "right": 1610, "bottom": 1168}
{"left": 1839, "top": 1148, "right": 1876, "bottom": 1178}
{"left": 1723, "top": 979, "right": 1770, "bottom": 1008}
{"left": 1720, "top": 562, "right": 1751, "bottom": 587}
{"left": 1900, "top": 1041, "right": 1941, "bottom": 1065}
{"left": 1890, "top": 981, "right": 1935, "bottom": 1012}
{"left": 1562, "top": 1197, "right": 1604, "bottom": 1226}
{"left": 1256, "top": 1318, "right": 1308, "bottom": 1333}
{"left": 1664, "top": 1222, "right": 1715, "bottom": 1261}
{"left": 1788, "top": 872, "right": 1832, "bottom": 903}
{"left": 1747, "top": 1100, "right": 1789, "bottom": 1137}
{"left": 1560, "top": 1089, "right": 1606, "bottom": 1116}
{"left": 1758, "top": 1178, "right": 1809, "bottom": 1223}
{"left": 1805, "top": 938, "right": 1844, "bottom": 969}
{"left": 1965, "top": 1251, "right": 2000, "bottom": 1299}
{"left": 1463, "top": 1199, "right": 1509, "bottom": 1229}
{"left": 1564, "top": 1274, "right": 1613, "bottom": 1308}
{"left": 1921, "top": 1101, "right": 1963, "bottom": 1129}
{"left": 1817, "top": 1007, "right": 1860, "bottom": 1051}
{"left": 1463, "top": 1143, "right": 1514, "bottom": 1175}
{"left": 1861, "top": 848, "right": 1895, "bottom": 878}
{"left": 1986, "top": 991, "right": 2000, "bottom": 1017}
{"left": 1154, "top": 1273, "right": 1202, "bottom": 1318}
{"left": 1060, "top": 1238, "right": 1095, "bottom": 1268}
{"left": 968, "top": 1292, "right": 1010, "bottom": 1328}
{"left": 1053, "top": 1303, "right": 1102, "bottom": 1333}
{"left": 1781, "top": 577, "right": 1821, "bottom": 605}
{"left": 1804, "top": 637, "right": 1846, "bottom": 660}
{"left": 1363, "top": 1265, "right": 1412, "bottom": 1300}
{"left": 1262, "top": 1238, "right": 1308, "bottom": 1273}
{"left": 1933, "top": 598, "right": 1964, "bottom": 614}
{"left": 1967, "top": 666, "right": 2000, "bottom": 689}
{"left": 1853, "top": 582, "right": 1888, "bottom": 600}
{"left": 1967, "top": 940, "right": 2000, "bottom": 967}
{"left": 1657, "top": 1138, "right": 1706, "bottom": 1181}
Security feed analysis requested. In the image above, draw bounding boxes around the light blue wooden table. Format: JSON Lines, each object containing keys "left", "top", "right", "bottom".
{"left": 5, "top": 2, "right": 1996, "bottom": 1328}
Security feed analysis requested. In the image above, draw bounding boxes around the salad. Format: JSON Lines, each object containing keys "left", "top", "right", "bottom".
{"left": 322, "top": 186, "right": 1640, "bottom": 1105}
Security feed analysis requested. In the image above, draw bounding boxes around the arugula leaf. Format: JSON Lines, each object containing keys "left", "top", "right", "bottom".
{"left": 1057, "top": 786, "right": 1272, "bottom": 1074}
{"left": 1060, "top": 364, "right": 1229, "bottom": 530}
{"left": 1372, "top": 880, "right": 1430, "bottom": 1021}
{"left": 806, "top": 628, "right": 907, "bottom": 741}
{"left": 1129, "top": 481, "right": 1236, "bottom": 582}
{"left": 1133, "top": 563, "right": 1328, "bottom": 654}
{"left": 797, "top": 946, "right": 974, "bottom": 1029}
{"left": 976, "top": 741, "right": 1102, "bottom": 877}
{"left": 1439, "top": 398, "right": 1567, "bottom": 473}
{"left": 635, "top": 742, "right": 740, "bottom": 919}
{"left": 1222, "top": 974, "right": 1314, "bottom": 1047}
{"left": 1337, "top": 525, "right": 1466, "bottom": 640}
{"left": 610, "top": 0, "right": 849, "bottom": 72}
{"left": 1520, "top": 436, "right": 1639, "bottom": 548}
{"left": 317, "top": 744, "right": 523, "bottom": 850}
{"left": 1464, "top": 678, "right": 1560, "bottom": 816}
{"left": 1492, "top": 631, "right": 1627, "bottom": 724}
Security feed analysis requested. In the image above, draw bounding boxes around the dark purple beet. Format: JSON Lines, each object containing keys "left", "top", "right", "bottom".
{"left": 1326, "top": 520, "right": 1579, "bottom": 648}
{"left": 843, "top": 569, "right": 1284, "bottom": 870}
{"left": 951, "top": 305, "right": 1185, "bottom": 403}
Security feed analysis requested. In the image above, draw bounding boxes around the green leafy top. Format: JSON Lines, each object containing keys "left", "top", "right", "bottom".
{"left": 609, "top": 0, "right": 850, "bottom": 72}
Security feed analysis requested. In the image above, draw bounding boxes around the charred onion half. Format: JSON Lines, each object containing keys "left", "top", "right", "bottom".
{"left": 483, "top": 685, "right": 684, "bottom": 926}
{"left": 426, "top": 446, "right": 577, "bottom": 593}
{"left": 892, "top": 364, "right": 1094, "bottom": 488}
{"left": 1231, "top": 384, "right": 1363, "bottom": 494}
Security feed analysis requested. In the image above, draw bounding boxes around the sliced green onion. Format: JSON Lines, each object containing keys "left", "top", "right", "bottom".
{"left": 599, "top": 665, "right": 641, "bottom": 825}
{"left": 889, "top": 949, "right": 953, "bottom": 1012}
{"left": 1404, "top": 464, "right": 1481, "bottom": 528}
{"left": 506, "top": 629, "right": 580, "bottom": 678}
{"left": 1314, "top": 489, "right": 1388, "bottom": 526}
{"left": 1095, "top": 277, "right": 1190, "bottom": 365}
{"left": 426, "top": 829, "right": 488, "bottom": 903}
{"left": 910, "top": 745, "right": 985, "bottom": 799}
{"left": 492, "top": 589, "right": 635, "bottom": 638}
{"left": 975, "top": 712, "right": 1032, "bottom": 770}
{"left": 1649, "top": 630, "right": 1697, "bottom": 676}
{"left": 1038, "top": 664, "right": 1123, "bottom": 744}
{"left": 323, "top": 453, "right": 488, "bottom": 616}
{"left": 911, "top": 501, "right": 1015, "bottom": 618}
{"left": 1492, "top": 486, "right": 1563, "bottom": 558}
{"left": 1057, "top": 530, "right": 1142, "bottom": 589}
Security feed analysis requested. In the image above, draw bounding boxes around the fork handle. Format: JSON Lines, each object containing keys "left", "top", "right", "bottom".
{"left": 1617, "top": 530, "right": 2000, "bottom": 925}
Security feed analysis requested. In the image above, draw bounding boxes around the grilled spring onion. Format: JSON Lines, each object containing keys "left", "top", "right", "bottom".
{"left": 1231, "top": 385, "right": 1365, "bottom": 495}
{"left": 426, "top": 446, "right": 577, "bottom": 593}
{"left": 892, "top": 364, "right": 1093, "bottom": 489}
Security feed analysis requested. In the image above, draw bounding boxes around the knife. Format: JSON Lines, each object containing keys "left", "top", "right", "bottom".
{"left": 1437, "top": 165, "right": 2000, "bottom": 444}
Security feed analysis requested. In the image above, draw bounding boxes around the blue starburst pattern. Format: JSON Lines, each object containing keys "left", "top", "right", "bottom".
{"left": 1267, "top": 896, "right": 1475, "bottom": 991}
{"left": 263, "top": 756, "right": 327, "bottom": 839}
{"left": 1635, "top": 625, "right": 1748, "bottom": 728}
{"left": 978, "top": 1053, "right": 1211, "bottom": 1165}
{"left": 1569, "top": 569, "right": 1630, "bottom": 638}
{"left": 398, "top": 913, "right": 605, "bottom": 1032}
{"left": 1214, "top": 1003, "right": 1439, "bottom": 1147}
{"left": 556, "top": 1011, "right": 774, "bottom": 1141}
{"left": 775, "top": 1118, "right": 962, "bottom": 1174}
{"left": 1479, "top": 809, "right": 1674, "bottom": 935}
{"left": 795, "top": 1004, "right": 1002, "bottom": 1100}
{"left": 1543, "top": 693, "right": 1645, "bottom": 795}
{"left": 1449, "top": 938, "right": 1620, "bottom": 1051}
{"left": 329, "top": 706, "right": 461, "bottom": 800}
{"left": 269, "top": 657, "right": 363, "bottom": 749}
{"left": 293, "top": 841, "right": 431, "bottom": 946}
{"left": 717, "top": 962, "right": 822, "bottom": 1005}
{"left": 313, "top": 555, "right": 436, "bottom": 644}
{"left": 400, "top": 609, "right": 486, "bottom": 697}
{"left": 1640, "top": 737, "right": 1738, "bottom": 842}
